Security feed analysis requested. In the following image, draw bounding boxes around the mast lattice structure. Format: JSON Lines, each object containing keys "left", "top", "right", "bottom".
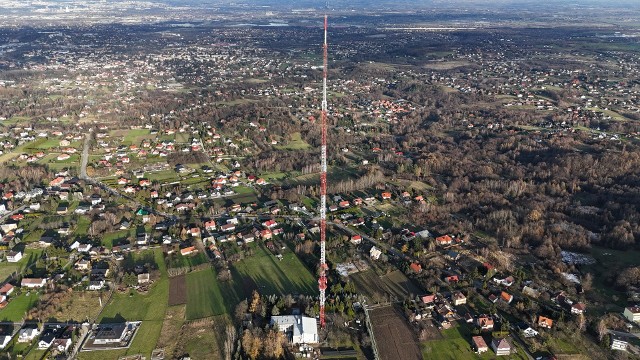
{"left": 318, "top": 14, "right": 329, "bottom": 329}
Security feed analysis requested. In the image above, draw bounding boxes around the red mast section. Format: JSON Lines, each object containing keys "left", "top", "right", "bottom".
{"left": 318, "top": 14, "right": 329, "bottom": 329}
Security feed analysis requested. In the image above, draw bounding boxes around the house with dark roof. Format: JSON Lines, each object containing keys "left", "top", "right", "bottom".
{"left": 93, "top": 323, "right": 129, "bottom": 345}
{"left": 491, "top": 338, "right": 511, "bottom": 356}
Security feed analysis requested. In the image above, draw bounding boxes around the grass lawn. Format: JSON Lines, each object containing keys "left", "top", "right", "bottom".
{"left": 167, "top": 252, "right": 209, "bottom": 269}
{"left": 232, "top": 243, "right": 316, "bottom": 296}
{"left": 0, "top": 262, "right": 21, "bottom": 283}
{"left": 0, "top": 292, "right": 40, "bottom": 322}
{"left": 548, "top": 336, "right": 580, "bottom": 355}
{"left": 24, "top": 349, "right": 47, "bottom": 360}
{"left": 101, "top": 230, "right": 132, "bottom": 248}
{"left": 147, "top": 169, "right": 181, "bottom": 183}
{"left": 46, "top": 291, "right": 103, "bottom": 322}
{"left": 27, "top": 138, "right": 61, "bottom": 150}
{"left": 275, "top": 132, "right": 310, "bottom": 150}
{"left": 182, "top": 315, "right": 231, "bottom": 360}
{"left": 110, "top": 129, "right": 152, "bottom": 145}
{"left": 0, "top": 249, "right": 43, "bottom": 283}
{"left": 93, "top": 248, "right": 168, "bottom": 359}
{"left": 156, "top": 305, "right": 186, "bottom": 357}
{"left": 186, "top": 267, "right": 242, "bottom": 319}
{"left": 100, "top": 249, "right": 168, "bottom": 322}
{"left": 75, "top": 216, "right": 92, "bottom": 237}
{"left": 422, "top": 325, "right": 527, "bottom": 360}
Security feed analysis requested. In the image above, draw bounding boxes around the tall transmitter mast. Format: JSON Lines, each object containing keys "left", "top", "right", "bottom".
{"left": 318, "top": 14, "right": 329, "bottom": 329}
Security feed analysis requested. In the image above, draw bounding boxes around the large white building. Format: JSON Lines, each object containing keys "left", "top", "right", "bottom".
{"left": 623, "top": 306, "right": 640, "bottom": 323}
{"left": 271, "top": 315, "right": 318, "bottom": 344}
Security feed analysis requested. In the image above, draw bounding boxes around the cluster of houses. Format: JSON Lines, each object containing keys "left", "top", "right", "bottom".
{"left": 0, "top": 323, "right": 74, "bottom": 355}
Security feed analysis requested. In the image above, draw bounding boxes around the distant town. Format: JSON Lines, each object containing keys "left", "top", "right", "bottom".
{"left": 0, "top": 2, "right": 640, "bottom": 360}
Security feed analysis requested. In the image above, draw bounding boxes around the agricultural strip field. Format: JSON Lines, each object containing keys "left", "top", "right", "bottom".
{"left": 350, "top": 269, "right": 422, "bottom": 302}
{"left": 368, "top": 305, "right": 421, "bottom": 360}
{"left": 169, "top": 274, "right": 187, "bottom": 306}
{"left": 185, "top": 267, "right": 242, "bottom": 320}
{"left": 232, "top": 243, "right": 316, "bottom": 296}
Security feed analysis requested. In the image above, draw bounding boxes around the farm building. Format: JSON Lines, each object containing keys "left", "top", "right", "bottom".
{"left": 271, "top": 315, "right": 318, "bottom": 344}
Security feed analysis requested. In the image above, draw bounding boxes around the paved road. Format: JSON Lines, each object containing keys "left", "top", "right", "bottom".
{"left": 80, "top": 128, "right": 92, "bottom": 179}
{"left": 0, "top": 204, "right": 27, "bottom": 223}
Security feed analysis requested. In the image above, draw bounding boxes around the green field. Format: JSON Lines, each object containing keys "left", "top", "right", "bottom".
{"left": 110, "top": 128, "right": 152, "bottom": 145}
{"left": 186, "top": 268, "right": 242, "bottom": 320}
{"left": 275, "top": 132, "right": 310, "bottom": 150}
{"left": 422, "top": 325, "right": 527, "bottom": 360}
{"left": 167, "top": 252, "right": 209, "bottom": 269}
{"left": 0, "top": 292, "right": 40, "bottom": 322}
{"left": 183, "top": 314, "right": 230, "bottom": 360}
{"left": 90, "top": 248, "right": 168, "bottom": 359}
{"left": 0, "top": 249, "right": 43, "bottom": 283}
{"left": 233, "top": 243, "right": 316, "bottom": 296}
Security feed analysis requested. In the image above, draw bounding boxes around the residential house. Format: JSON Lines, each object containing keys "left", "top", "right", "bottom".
{"left": 522, "top": 286, "right": 540, "bottom": 298}
{"left": 88, "top": 280, "right": 105, "bottom": 290}
{"left": 444, "top": 275, "right": 459, "bottom": 284}
{"left": 260, "top": 229, "right": 273, "bottom": 240}
{"left": 241, "top": 233, "right": 255, "bottom": 243}
{"left": 472, "top": 336, "right": 489, "bottom": 354}
{"left": 75, "top": 259, "right": 91, "bottom": 271}
{"left": 370, "top": 246, "right": 382, "bottom": 260}
{"left": 436, "top": 235, "right": 453, "bottom": 246}
{"left": 0, "top": 283, "right": 14, "bottom": 296}
{"left": 571, "top": 303, "right": 586, "bottom": 315}
{"left": 537, "top": 316, "right": 553, "bottom": 329}
{"left": 271, "top": 315, "right": 319, "bottom": 344}
{"left": 18, "top": 327, "right": 41, "bottom": 342}
{"left": 350, "top": 235, "right": 362, "bottom": 245}
{"left": 7, "top": 250, "right": 23, "bottom": 262}
{"left": 21, "top": 278, "right": 47, "bottom": 288}
{"left": 77, "top": 244, "right": 92, "bottom": 253}
{"left": 93, "top": 323, "right": 130, "bottom": 345}
{"left": 221, "top": 223, "right": 236, "bottom": 232}
{"left": 516, "top": 323, "right": 539, "bottom": 338}
{"left": 204, "top": 220, "right": 217, "bottom": 231}
{"left": 410, "top": 262, "right": 422, "bottom": 273}
{"left": 181, "top": 246, "right": 197, "bottom": 256}
{"left": 494, "top": 276, "right": 515, "bottom": 287}
{"left": 381, "top": 192, "right": 392, "bottom": 200}
{"left": 138, "top": 273, "right": 150, "bottom": 284}
{"left": 611, "top": 336, "right": 629, "bottom": 351}
{"left": 51, "top": 338, "right": 72, "bottom": 352}
{"left": 491, "top": 338, "right": 511, "bottom": 356}
{"left": 500, "top": 291, "right": 513, "bottom": 304}
{"left": 421, "top": 294, "right": 437, "bottom": 308}
{"left": 477, "top": 316, "right": 494, "bottom": 331}
{"left": 446, "top": 250, "right": 460, "bottom": 261}
{"left": 263, "top": 219, "right": 277, "bottom": 228}
{"left": 452, "top": 291, "right": 467, "bottom": 306}
{"left": 623, "top": 306, "right": 640, "bottom": 322}
{"left": 0, "top": 335, "right": 10, "bottom": 349}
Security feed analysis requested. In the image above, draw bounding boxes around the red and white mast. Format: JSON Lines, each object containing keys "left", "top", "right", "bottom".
{"left": 318, "top": 14, "right": 329, "bottom": 329}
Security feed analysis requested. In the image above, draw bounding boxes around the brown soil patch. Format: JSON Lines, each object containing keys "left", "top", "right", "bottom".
{"left": 169, "top": 274, "right": 187, "bottom": 306}
{"left": 369, "top": 305, "right": 421, "bottom": 360}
